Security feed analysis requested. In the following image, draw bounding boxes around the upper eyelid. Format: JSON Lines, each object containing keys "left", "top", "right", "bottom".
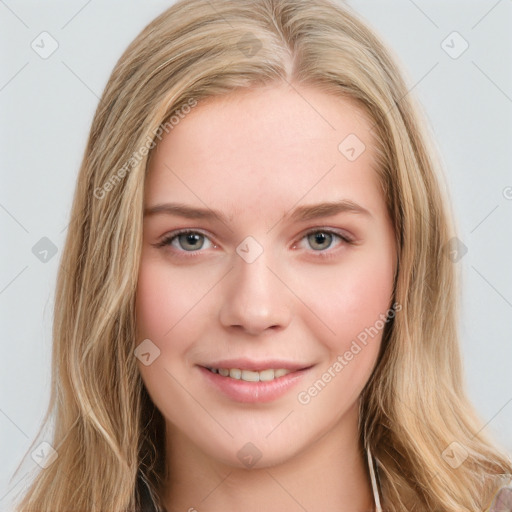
{"left": 157, "top": 228, "right": 215, "bottom": 248}
{"left": 295, "top": 229, "right": 353, "bottom": 248}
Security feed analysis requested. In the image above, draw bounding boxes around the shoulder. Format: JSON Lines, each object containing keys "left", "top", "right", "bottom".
{"left": 486, "top": 477, "right": 512, "bottom": 512}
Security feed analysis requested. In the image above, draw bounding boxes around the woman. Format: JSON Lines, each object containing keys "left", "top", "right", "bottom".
{"left": 12, "top": 0, "right": 512, "bottom": 510}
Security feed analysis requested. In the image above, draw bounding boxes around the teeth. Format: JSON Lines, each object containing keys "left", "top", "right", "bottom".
{"left": 241, "top": 370, "right": 260, "bottom": 382}
{"left": 258, "top": 369, "right": 274, "bottom": 382}
{"left": 229, "top": 368, "right": 242, "bottom": 379}
{"left": 208, "top": 367, "right": 293, "bottom": 382}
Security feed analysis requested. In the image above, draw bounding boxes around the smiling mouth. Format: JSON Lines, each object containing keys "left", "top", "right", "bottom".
{"left": 204, "top": 367, "right": 307, "bottom": 382}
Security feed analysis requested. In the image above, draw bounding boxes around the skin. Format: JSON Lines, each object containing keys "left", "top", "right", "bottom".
{"left": 135, "top": 83, "right": 397, "bottom": 512}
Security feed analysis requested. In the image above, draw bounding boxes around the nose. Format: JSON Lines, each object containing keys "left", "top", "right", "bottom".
{"left": 218, "top": 248, "right": 292, "bottom": 336}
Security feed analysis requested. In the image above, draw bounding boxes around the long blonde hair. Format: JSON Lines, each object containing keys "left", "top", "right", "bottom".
{"left": 11, "top": 0, "right": 511, "bottom": 510}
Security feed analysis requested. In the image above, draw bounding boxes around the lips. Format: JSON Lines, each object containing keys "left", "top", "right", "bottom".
{"left": 197, "top": 359, "right": 314, "bottom": 403}
{"left": 201, "top": 359, "right": 312, "bottom": 382}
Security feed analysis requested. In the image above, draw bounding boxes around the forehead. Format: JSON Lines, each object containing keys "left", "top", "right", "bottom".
{"left": 145, "top": 84, "right": 383, "bottom": 221}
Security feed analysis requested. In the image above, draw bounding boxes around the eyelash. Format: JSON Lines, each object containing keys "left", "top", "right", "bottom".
{"left": 153, "top": 228, "right": 354, "bottom": 260}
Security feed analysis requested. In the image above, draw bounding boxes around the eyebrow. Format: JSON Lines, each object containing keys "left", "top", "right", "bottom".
{"left": 144, "top": 199, "right": 372, "bottom": 224}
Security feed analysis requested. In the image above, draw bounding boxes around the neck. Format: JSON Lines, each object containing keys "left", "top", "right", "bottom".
{"left": 160, "top": 404, "right": 375, "bottom": 512}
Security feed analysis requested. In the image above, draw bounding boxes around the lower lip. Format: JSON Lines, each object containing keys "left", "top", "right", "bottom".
{"left": 198, "top": 366, "right": 311, "bottom": 403}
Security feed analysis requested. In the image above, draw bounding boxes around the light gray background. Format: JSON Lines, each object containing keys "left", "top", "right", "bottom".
{"left": 1, "top": 0, "right": 511, "bottom": 508}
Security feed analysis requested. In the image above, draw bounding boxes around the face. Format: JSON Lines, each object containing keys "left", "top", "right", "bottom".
{"left": 135, "top": 83, "right": 397, "bottom": 469}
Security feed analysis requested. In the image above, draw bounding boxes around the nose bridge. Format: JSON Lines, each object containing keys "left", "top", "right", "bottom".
{"left": 236, "top": 247, "right": 274, "bottom": 296}
{"left": 218, "top": 237, "right": 291, "bottom": 334}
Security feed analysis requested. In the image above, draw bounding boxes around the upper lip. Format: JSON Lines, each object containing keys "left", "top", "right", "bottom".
{"left": 200, "top": 359, "right": 314, "bottom": 372}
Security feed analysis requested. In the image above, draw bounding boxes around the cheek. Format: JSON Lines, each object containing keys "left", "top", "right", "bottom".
{"left": 135, "top": 256, "right": 210, "bottom": 341}
{"left": 316, "top": 263, "right": 391, "bottom": 326}
{"left": 135, "top": 262, "right": 173, "bottom": 341}
{"left": 293, "top": 243, "right": 395, "bottom": 362}
{"left": 332, "top": 266, "right": 392, "bottom": 337}
{"left": 295, "top": 257, "right": 394, "bottom": 410}
{"left": 134, "top": 259, "right": 207, "bottom": 399}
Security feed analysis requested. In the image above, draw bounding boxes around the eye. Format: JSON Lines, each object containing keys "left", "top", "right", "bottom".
{"left": 298, "top": 228, "right": 353, "bottom": 253}
{"left": 154, "top": 230, "right": 215, "bottom": 252}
